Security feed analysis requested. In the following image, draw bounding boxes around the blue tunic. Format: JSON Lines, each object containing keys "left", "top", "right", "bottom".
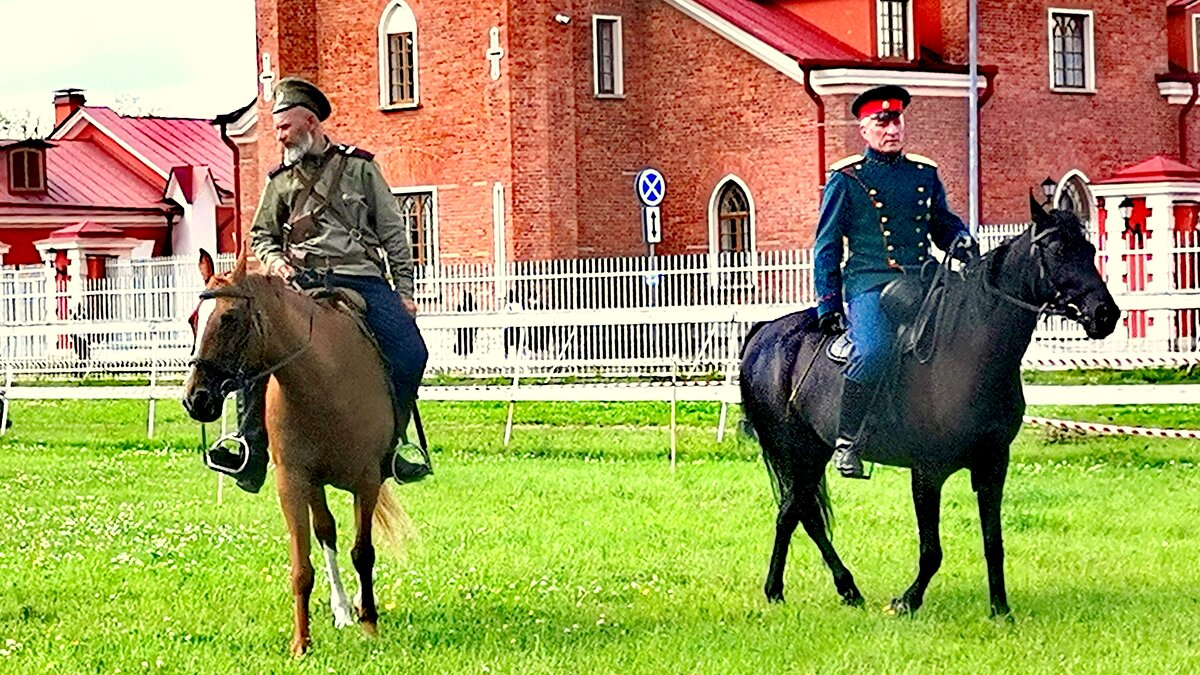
{"left": 813, "top": 148, "right": 968, "bottom": 384}
{"left": 814, "top": 148, "right": 968, "bottom": 319}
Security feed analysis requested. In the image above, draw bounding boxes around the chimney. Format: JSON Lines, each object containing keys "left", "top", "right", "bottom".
{"left": 54, "top": 88, "right": 86, "bottom": 126}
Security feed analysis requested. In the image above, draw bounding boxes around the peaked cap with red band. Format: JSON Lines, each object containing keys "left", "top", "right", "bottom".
{"left": 851, "top": 84, "right": 912, "bottom": 120}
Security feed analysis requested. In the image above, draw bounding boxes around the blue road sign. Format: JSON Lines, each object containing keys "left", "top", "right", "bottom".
{"left": 635, "top": 168, "right": 665, "bottom": 207}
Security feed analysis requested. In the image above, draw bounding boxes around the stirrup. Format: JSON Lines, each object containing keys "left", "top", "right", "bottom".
{"left": 205, "top": 434, "right": 252, "bottom": 475}
{"left": 390, "top": 448, "right": 431, "bottom": 478}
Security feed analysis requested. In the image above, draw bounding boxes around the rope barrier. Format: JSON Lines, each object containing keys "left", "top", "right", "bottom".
{"left": 1024, "top": 415, "right": 1200, "bottom": 439}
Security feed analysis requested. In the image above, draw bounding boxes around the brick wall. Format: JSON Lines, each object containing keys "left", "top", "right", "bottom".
{"left": 244, "top": 0, "right": 1195, "bottom": 261}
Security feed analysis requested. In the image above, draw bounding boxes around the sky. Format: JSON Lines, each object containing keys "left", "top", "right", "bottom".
{"left": 0, "top": 0, "right": 257, "bottom": 130}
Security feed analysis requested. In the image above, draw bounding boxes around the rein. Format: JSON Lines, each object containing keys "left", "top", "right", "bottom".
{"left": 191, "top": 285, "right": 316, "bottom": 391}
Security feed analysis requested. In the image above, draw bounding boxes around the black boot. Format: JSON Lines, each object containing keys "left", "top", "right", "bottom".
{"left": 204, "top": 381, "right": 269, "bottom": 494}
{"left": 832, "top": 378, "right": 871, "bottom": 480}
{"left": 382, "top": 444, "right": 432, "bottom": 485}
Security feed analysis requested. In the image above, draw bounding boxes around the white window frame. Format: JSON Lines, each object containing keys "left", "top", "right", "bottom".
{"left": 378, "top": 0, "right": 420, "bottom": 110}
{"left": 707, "top": 176, "right": 757, "bottom": 288}
{"left": 392, "top": 186, "right": 439, "bottom": 294}
{"left": 875, "top": 0, "right": 915, "bottom": 61}
{"left": 1192, "top": 13, "right": 1200, "bottom": 72}
{"left": 1047, "top": 8, "right": 1096, "bottom": 93}
{"left": 592, "top": 15, "right": 625, "bottom": 98}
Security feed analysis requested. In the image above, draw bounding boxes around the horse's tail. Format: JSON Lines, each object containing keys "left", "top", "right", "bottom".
{"left": 372, "top": 485, "right": 414, "bottom": 556}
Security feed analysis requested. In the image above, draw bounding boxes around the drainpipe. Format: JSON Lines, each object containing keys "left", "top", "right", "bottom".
{"left": 801, "top": 68, "right": 826, "bottom": 188}
{"left": 1179, "top": 75, "right": 1200, "bottom": 164}
{"left": 975, "top": 70, "right": 996, "bottom": 223}
{"left": 218, "top": 120, "right": 243, "bottom": 254}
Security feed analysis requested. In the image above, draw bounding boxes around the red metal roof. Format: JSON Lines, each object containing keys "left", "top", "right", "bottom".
{"left": 78, "top": 107, "right": 234, "bottom": 195}
{"left": 1, "top": 139, "right": 172, "bottom": 212}
{"left": 1096, "top": 155, "right": 1200, "bottom": 184}
{"left": 692, "top": 0, "right": 866, "bottom": 61}
{"left": 47, "top": 221, "right": 127, "bottom": 239}
{"left": 1168, "top": 0, "right": 1200, "bottom": 11}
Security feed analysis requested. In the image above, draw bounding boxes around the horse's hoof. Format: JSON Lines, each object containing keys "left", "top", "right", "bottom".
{"left": 841, "top": 590, "right": 865, "bottom": 608}
{"left": 764, "top": 586, "right": 785, "bottom": 604}
{"left": 361, "top": 620, "right": 378, "bottom": 638}
{"left": 884, "top": 598, "right": 914, "bottom": 616}
{"left": 290, "top": 637, "right": 310, "bottom": 658}
{"left": 990, "top": 606, "right": 1014, "bottom": 623}
{"left": 332, "top": 603, "right": 355, "bottom": 629}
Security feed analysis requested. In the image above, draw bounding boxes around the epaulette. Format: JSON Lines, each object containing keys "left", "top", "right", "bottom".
{"left": 905, "top": 153, "right": 939, "bottom": 168}
{"left": 268, "top": 163, "right": 290, "bottom": 179}
{"left": 336, "top": 144, "right": 375, "bottom": 161}
{"left": 828, "top": 154, "right": 864, "bottom": 173}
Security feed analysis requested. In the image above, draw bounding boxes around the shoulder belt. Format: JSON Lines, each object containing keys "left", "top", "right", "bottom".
{"left": 904, "top": 153, "right": 939, "bottom": 168}
{"left": 268, "top": 163, "right": 289, "bottom": 179}
{"left": 336, "top": 144, "right": 375, "bottom": 161}
{"left": 828, "top": 154, "right": 864, "bottom": 173}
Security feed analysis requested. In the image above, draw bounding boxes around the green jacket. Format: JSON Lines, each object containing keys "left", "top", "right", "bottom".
{"left": 813, "top": 148, "right": 968, "bottom": 317}
{"left": 249, "top": 141, "right": 415, "bottom": 299}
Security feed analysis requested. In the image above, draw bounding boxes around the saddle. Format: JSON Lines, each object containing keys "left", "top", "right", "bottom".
{"left": 826, "top": 275, "right": 931, "bottom": 365}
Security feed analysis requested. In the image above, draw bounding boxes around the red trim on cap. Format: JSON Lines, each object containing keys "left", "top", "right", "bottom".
{"left": 857, "top": 99, "right": 904, "bottom": 119}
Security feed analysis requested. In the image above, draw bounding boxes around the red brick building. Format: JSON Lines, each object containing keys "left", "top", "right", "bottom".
{"left": 233, "top": 0, "right": 1200, "bottom": 269}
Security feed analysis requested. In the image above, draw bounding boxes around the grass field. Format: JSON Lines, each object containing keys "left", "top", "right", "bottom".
{"left": 0, "top": 399, "right": 1197, "bottom": 674}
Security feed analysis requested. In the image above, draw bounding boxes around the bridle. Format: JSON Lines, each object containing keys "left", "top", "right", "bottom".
{"left": 189, "top": 285, "right": 314, "bottom": 394}
{"left": 981, "top": 223, "right": 1094, "bottom": 321}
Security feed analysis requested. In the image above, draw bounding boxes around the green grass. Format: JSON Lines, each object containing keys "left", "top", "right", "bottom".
{"left": 0, "top": 400, "right": 1197, "bottom": 673}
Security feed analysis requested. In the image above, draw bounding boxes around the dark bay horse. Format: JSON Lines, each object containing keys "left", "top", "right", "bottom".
{"left": 182, "top": 251, "right": 408, "bottom": 656}
{"left": 739, "top": 199, "right": 1120, "bottom": 616}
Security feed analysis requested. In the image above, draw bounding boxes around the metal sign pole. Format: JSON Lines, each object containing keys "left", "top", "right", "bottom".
{"left": 968, "top": 0, "right": 980, "bottom": 235}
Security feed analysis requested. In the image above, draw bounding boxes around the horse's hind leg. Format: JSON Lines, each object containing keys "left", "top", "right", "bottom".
{"left": 762, "top": 428, "right": 861, "bottom": 606}
{"left": 796, "top": 469, "right": 863, "bottom": 607}
{"left": 310, "top": 488, "right": 355, "bottom": 629}
{"left": 351, "top": 483, "right": 380, "bottom": 636}
{"left": 276, "top": 470, "right": 315, "bottom": 657}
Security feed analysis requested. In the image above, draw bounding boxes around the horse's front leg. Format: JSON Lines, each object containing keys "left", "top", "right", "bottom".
{"left": 277, "top": 471, "right": 315, "bottom": 656}
{"left": 887, "top": 471, "right": 944, "bottom": 616}
{"left": 973, "top": 461, "right": 1010, "bottom": 618}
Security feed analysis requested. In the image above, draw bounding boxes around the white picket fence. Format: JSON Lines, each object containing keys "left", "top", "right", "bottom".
{"left": 5, "top": 226, "right": 1200, "bottom": 387}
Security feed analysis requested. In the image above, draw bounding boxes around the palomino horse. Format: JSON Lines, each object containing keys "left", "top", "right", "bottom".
{"left": 182, "top": 251, "right": 407, "bottom": 656}
{"left": 739, "top": 199, "right": 1120, "bottom": 616}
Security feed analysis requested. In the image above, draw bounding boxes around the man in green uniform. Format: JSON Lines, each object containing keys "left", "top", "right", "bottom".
{"left": 204, "top": 77, "right": 431, "bottom": 493}
{"left": 814, "top": 85, "right": 975, "bottom": 479}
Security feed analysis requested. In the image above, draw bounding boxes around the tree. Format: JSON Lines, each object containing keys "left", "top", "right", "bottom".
{"left": 0, "top": 109, "right": 47, "bottom": 139}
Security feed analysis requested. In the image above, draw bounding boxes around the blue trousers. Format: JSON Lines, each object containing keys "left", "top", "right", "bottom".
{"left": 323, "top": 274, "right": 428, "bottom": 400}
{"left": 845, "top": 287, "right": 896, "bottom": 386}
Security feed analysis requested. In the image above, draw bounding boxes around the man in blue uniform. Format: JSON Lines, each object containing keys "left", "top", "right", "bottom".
{"left": 813, "top": 85, "right": 974, "bottom": 479}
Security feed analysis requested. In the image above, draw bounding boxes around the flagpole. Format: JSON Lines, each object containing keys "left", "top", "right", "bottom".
{"left": 968, "top": 0, "right": 980, "bottom": 235}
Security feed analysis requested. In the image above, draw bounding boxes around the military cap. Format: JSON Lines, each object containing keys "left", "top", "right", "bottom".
{"left": 272, "top": 77, "right": 331, "bottom": 121}
{"left": 851, "top": 84, "right": 911, "bottom": 120}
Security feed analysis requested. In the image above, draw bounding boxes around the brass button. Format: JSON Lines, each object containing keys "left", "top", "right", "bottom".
{"left": 884, "top": 230, "right": 892, "bottom": 236}
{"left": 887, "top": 258, "right": 896, "bottom": 265}
{"left": 915, "top": 227, "right": 922, "bottom": 233}
{"left": 881, "top": 216, "right": 889, "bottom": 223}
{"left": 869, "top": 189, "right": 878, "bottom": 196}
{"left": 875, "top": 201, "right": 884, "bottom": 209}
{"left": 925, "top": 214, "right": 932, "bottom": 221}
{"left": 918, "top": 254, "right": 927, "bottom": 261}
{"left": 887, "top": 245, "right": 895, "bottom": 251}
{"left": 918, "top": 186, "right": 926, "bottom": 193}
{"left": 855, "top": 164, "right": 864, "bottom": 170}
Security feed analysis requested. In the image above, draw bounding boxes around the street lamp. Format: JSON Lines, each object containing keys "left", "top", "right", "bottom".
{"left": 1118, "top": 196, "right": 1134, "bottom": 222}
{"left": 1040, "top": 177, "right": 1057, "bottom": 206}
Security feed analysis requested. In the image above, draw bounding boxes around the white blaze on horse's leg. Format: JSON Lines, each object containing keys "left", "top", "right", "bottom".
{"left": 323, "top": 545, "right": 355, "bottom": 628}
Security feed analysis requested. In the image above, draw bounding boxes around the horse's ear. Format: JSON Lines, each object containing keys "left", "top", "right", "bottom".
{"left": 231, "top": 248, "right": 249, "bottom": 282}
{"left": 198, "top": 249, "right": 215, "bottom": 283}
{"left": 1029, "top": 192, "right": 1050, "bottom": 227}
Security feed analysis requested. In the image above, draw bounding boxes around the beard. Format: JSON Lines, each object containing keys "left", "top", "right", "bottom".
{"left": 282, "top": 129, "right": 315, "bottom": 165}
